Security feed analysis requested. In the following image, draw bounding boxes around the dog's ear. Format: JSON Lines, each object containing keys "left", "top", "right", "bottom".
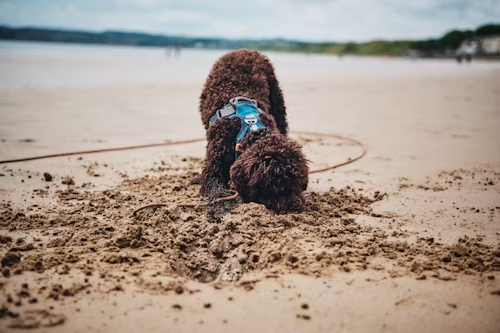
{"left": 265, "top": 192, "right": 306, "bottom": 214}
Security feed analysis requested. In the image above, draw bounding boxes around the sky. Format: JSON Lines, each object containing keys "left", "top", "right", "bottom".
{"left": 0, "top": 0, "right": 499, "bottom": 42}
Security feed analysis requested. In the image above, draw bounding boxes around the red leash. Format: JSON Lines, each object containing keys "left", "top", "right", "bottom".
{"left": 0, "top": 131, "right": 367, "bottom": 214}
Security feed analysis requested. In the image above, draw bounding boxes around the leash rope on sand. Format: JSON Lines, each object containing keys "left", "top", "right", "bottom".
{"left": 0, "top": 131, "right": 367, "bottom": 215}
{"left": 131, "top": 190, "right": 239, "bottom": 217}
{"left": 0, "top": 138, "right": 206, "bottom": 164}
{"left": 293, "top": 131, "right": 367, "bottom": 174}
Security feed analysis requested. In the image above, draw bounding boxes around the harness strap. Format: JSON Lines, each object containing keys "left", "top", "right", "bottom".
{"left": 209, "top": 97, "right": 267, "bottom": 159}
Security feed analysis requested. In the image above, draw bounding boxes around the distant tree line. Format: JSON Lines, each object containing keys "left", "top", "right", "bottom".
{"left": 0, "top": 23, "right": 499, "bottom": 57}
{"left": 0, "top": 26, "right": 223, "bottom": 48}
{"left": 410, "top": 24, "right": 500, "bottom": 56}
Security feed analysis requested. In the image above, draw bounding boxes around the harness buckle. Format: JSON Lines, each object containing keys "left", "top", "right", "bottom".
{"left": 218, "top": 105, "right": 235, "bottom": 118}
{"left": 230, "top": 96, "right": 259, "bottom": 109}
{"left": 244, "top": 115, "right": 259, "bottom": 131}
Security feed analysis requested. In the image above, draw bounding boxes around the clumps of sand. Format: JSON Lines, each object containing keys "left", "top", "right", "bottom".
{"left": 0, "top": 283, "right": 66, "bottom": 328}
{"left": 398, "top": 169, "right": 500, "bottom": 192}
{"left": 43, "top": 172, "right": 52, "bottom": 181}
{"left": 0, "top": 160, "right": 499, "bottom": 327}
{"left": 1, "top": 309, "right": 66, "bottom": 329}
{"left": 1, "top": 162, "right": 499, "bottom": 284}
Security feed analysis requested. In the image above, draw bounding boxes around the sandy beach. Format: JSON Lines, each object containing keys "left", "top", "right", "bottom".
{"left": 0, "top": 41, "right": 500, "bottom": 332}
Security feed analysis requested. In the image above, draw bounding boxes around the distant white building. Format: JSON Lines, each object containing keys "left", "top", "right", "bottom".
{"left": 456, "top": 40, "right": 478, "bottom": 56}
{"left": 456, "top": 37, "right": 500, "bottom": 56}
{"left": 479, "top": 36, "right": 500, "bottom": 55}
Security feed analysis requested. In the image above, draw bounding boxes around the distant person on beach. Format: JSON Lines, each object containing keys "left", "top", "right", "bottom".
{"left": 174, "top": 44, "right": 182, "bottom": 56}
{"left": 456, "top": 39, "right": 478, "bottom": 63}
{"left": 165, "top": 45, "right": 181, "bottom": 58}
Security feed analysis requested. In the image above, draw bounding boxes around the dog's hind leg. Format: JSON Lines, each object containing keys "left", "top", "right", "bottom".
{"left": 265, "top": 59, "right": 288, "bottom": 135}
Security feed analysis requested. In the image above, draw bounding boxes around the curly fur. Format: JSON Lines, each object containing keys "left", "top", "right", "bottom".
{"left": 199, "top": 49, "right": 308, "bottom": 213}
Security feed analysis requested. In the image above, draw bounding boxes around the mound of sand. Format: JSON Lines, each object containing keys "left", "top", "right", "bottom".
{"left": 1, "top": 159, "right": 499, "bottom": 328}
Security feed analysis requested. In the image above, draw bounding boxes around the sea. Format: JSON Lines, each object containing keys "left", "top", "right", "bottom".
{"left": 1, "top": 40, "right": 498, "bottom": 89}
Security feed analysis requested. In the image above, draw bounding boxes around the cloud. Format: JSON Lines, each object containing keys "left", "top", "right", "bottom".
{"left": 0, "top": 0, "right": 498, "bottom": 41}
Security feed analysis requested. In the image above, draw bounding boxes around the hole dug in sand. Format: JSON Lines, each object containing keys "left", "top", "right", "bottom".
{"left": 1, "top": 167, "right": 498, "bottom": 286}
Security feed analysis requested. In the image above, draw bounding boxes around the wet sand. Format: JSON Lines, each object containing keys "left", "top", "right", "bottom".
{"left": 1, "top": 42, "right": 500, "bottom": 332}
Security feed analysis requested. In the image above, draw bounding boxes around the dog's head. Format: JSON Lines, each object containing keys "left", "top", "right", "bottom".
{"left": 230, "top": 131, "right": 309, "bottom": 214}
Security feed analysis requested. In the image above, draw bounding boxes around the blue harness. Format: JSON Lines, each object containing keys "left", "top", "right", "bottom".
{"left": 209, "top": 96, "right": 266, "bottom": 159}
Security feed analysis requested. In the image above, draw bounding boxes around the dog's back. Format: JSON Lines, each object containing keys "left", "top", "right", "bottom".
{"left": 199, "top": 50, "right": 288, "bottom": 135}
{"left": 199, "top": 50, "right": 308, "bottom": 214}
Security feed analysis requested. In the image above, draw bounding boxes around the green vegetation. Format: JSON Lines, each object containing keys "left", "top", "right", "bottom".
{"left": 0, "top": 23, "right": 499, "bottom": 57}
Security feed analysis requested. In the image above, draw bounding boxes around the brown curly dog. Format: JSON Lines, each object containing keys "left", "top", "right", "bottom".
{"left": 199, "top": 49, "right": 308, "bottom": 213}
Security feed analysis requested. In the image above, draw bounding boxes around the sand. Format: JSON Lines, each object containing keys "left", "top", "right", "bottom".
{"left": 1, "top": 42, "right": 500, "bottom": 332}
